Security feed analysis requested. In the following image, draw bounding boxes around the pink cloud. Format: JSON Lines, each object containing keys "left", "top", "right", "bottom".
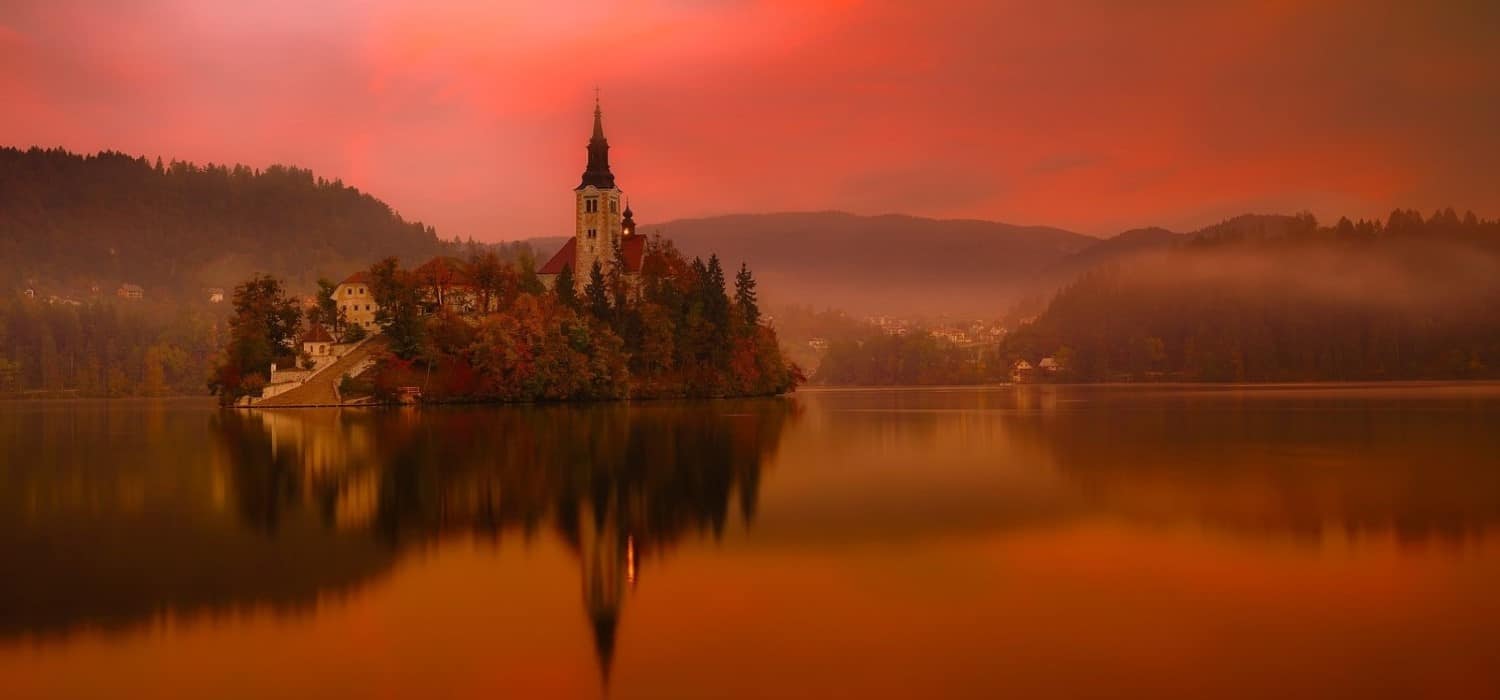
{"left": 1, "top": 0, "right": 1496, "bottom": 240}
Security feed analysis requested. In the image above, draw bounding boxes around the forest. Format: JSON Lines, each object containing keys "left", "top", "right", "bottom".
{"left": 0, "top": 296, "right": 223, "bottom": 397}
{"left": 815, "top": 209, "right": 1500, "bottom": 384}
{"left": 0, "top": 147, "right": 533, "bottom": 398}
{"left": 212, "top": 236, "right": 802, "bottom": 404}
{"left": 0, "top": 146, "right": 451, "bottom": 299}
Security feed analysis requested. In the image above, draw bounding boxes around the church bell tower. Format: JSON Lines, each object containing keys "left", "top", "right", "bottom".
{"left": 574, "top": 96, "right": 623, "bottom": 286}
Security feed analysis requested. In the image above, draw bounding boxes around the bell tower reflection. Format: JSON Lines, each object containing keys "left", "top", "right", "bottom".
{"left": 579, "top": 504, "right": 626, "bottom": 681}
{"left": 214, "top": 400, "right": 796, "bottom": 683}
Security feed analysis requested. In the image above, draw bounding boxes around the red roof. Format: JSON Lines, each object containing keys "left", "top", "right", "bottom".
{"left": 538, "top": 239, "right": 577, "bottom": 275}
{"left": 301, "top": 325, "right": 335, "bottom": 343}
{"left": 538, "top": 236, "right": 645, "bottom": 275}
{"left": 339, "top": 270, "right": 370, "bottom": 285}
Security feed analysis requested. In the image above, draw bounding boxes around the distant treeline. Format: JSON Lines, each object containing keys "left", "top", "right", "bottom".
{"left": 816, "top": 209, "right": 1500, "bottom": 384}
{"left": 0, "top": 297, "right": 222, "bottom": 397}
{"left": 0, "top": 146, "right": 454, "bottom": 299}
{"left": 815, "top": 333, "right": 989, "bottom": 386}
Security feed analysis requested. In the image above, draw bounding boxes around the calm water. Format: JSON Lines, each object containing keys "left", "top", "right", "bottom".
{"left": 2, "top": 385, "right": 1499, "bottom": 698}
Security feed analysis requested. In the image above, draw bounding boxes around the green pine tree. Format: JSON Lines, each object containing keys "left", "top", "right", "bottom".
{"left": 585, "top": 260, "right": 611, "bottom": 321}
{"left": 553, "top": 264, "right": 578, "bottom": 309}
{"left": 734, "top": 262, "right": 759, "bottom": 328}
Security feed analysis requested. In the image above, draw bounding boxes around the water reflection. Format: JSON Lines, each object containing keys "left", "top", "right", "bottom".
{"left": 4, "top": 387, "right": 1500, "bottom": 697}
{"left": 215, "top": 401, "right": 794, "bottom": 677}
{"left": 0, "top": 400, "right": 397, "bottom": 639}
{"left": 801, "top": 385, "right": 1500, "bottom": 545}
{"left": 0, "top": 399, "right": 795, "bottom": 681}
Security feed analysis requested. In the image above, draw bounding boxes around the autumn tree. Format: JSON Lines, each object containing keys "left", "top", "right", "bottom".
{"left": 470, "top": 251, "right": 505, "bottom": 314}
{"left": 369, "top": 257, "right": 425, "bottom": 359}
{"left": 212, "top": 274, "right": 300, "bottom": 401}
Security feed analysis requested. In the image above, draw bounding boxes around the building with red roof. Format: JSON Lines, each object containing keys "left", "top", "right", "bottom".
{"left": 334, "top": 270, "right": 379, "bottom": 330}
{"left": 300, "top": 324, "right": 336, "bottom": 357}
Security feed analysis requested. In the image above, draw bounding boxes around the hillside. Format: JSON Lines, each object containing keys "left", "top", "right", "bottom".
{"left": 641, "top": 212, "right": 1095, "bottom": 315}
{"left": 0, "top": 147, "right": 451, "bottom": 300}
{"left": 1002, "top": 209, "right": 1500, "bottom": 381}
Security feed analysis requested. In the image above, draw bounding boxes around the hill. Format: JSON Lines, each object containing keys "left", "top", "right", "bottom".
{"left": 1002, "top": 209, "right": 1500, "bottom": 381}
{"left": 0, "top": 147, "right": 451, "bottom": 300}
{"left": 641, "top": 212, "right": 1095, "bottom": 316}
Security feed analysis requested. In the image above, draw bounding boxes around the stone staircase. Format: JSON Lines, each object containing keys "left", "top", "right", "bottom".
{"left": 253, "top": 336, "right": 389, "bottom": 407}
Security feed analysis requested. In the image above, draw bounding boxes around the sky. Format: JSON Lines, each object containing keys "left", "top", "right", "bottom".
{"left": 2, "top": 0, "right": 1497, "bottom": 240}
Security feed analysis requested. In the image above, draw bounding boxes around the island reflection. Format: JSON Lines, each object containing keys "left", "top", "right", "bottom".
{"left": 0, "top": 398, "right": 797, "bottom": 679}
{"left": 219, "top": 400, "right": 795, "bottom": 676}
{"left": 5, "top": 386, "right": 1500, "bottom": 697}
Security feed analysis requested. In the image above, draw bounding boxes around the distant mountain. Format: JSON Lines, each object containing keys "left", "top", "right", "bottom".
{"left": 0, "top": 147, "right": 451, "bottom": 298}
{"left": 641, "top": 212, "right": 1094, "bottom": 316}
{"left": 1033, "top": 226, "right": 1188, "bottom": 292}
{"left": 1003, "top": 210, "right": 1500, "bottom": 381}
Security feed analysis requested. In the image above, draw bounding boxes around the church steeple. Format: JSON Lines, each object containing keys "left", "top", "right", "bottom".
{"left": 578, "top": 95, "right": 616, "bottom": 190}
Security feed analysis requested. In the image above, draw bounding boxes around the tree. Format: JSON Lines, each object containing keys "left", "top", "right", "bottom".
{"left": 231, "top": 274, "right": 301, "bottom": 354}
{"left": 704, "top": 255, "right": 730, "bottom": 328}
{"left": 553, "top": 263, "right": 578, "bottom": 310}
{"left": 470, "top": 251, "right": 504, "bottom": 314}
{"left": 212, "top": 274, "right": 300, "bottom": 401}
{"left": 517, "top": 251, "right": 546, "bottom": 295}
{"left": 368, "top": 257, "right": 425, "bottom": 359}
{"left": 608, "top": 237, "right": 631, "bottom": 310}
{"left": 734, "top": 262, "right": 759, "bottom": 329}
{"left": 314, "top": 277, "right": 340, "bottom": 332}
{"left": 585, "top": 260, "right": 611, "bottom": 321}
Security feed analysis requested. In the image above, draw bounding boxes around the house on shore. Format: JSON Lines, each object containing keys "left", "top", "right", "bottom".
{"left": 334, "top": 271, "right": 379, "bottom": 331}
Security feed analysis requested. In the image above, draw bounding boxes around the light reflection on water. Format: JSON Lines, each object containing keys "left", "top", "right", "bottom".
{"left": 1, "top": 384, "right": 1498, "bottom": 698}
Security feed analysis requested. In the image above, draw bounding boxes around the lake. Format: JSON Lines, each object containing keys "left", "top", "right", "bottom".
{"left": 2, "top": 384, "right": 1499, "bottom": 698}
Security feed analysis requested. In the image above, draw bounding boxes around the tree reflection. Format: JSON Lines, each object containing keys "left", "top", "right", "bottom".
{"left": 996, "top": 386, "right": 1500, "bottom": 544}
{"left": 214, "top": 400, "right": 796, "bottom": 678}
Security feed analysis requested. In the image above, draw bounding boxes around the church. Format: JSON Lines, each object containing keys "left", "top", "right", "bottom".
{"left": 538, "top": 98, "right": 645, "bottom": 292}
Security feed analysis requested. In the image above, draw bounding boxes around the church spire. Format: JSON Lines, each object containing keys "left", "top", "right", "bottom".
{"left": 578, "top": 92, "right": 616, "bottom": 190}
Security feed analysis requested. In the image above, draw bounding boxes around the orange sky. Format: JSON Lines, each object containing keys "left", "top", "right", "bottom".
{"left": 1, "top": 0, "right": 1496, "bottom": 240}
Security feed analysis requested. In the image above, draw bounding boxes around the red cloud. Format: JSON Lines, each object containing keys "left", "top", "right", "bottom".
{"left": 1, "top": 0, "right": 1495, "bottom": 239}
